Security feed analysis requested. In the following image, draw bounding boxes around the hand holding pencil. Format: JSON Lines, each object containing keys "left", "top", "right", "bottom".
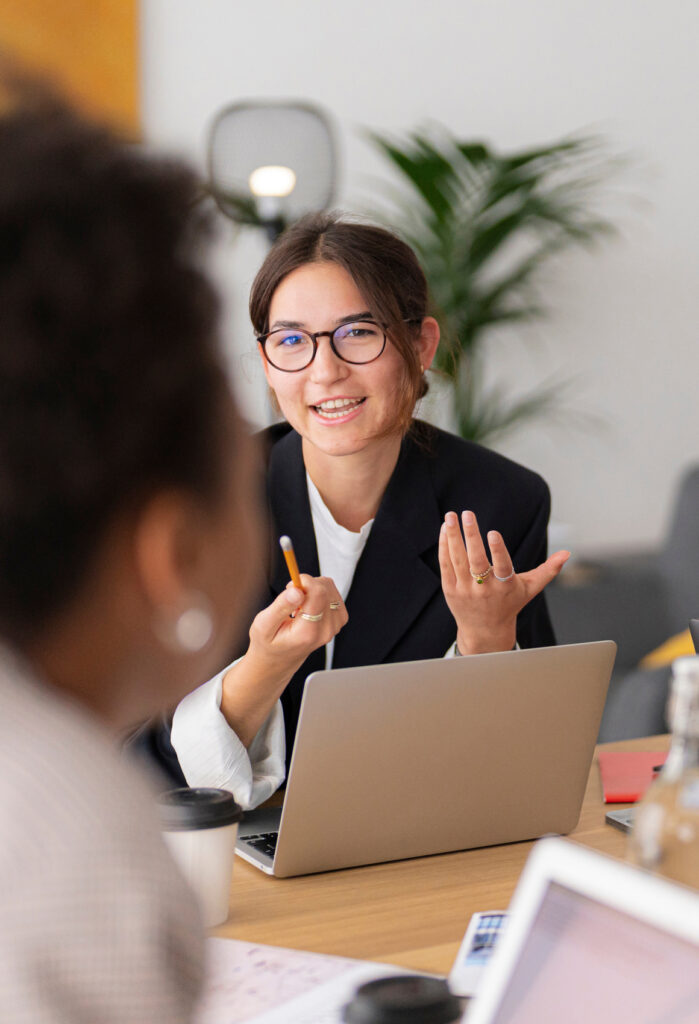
{"left": 219, "top": 536, "right": 348, "bottom": 747}
{"left": 242, "top": 536, "right": 348, "bottom": 666}
{"left": 278, "top": 535, "right": 344, "bottom": 624}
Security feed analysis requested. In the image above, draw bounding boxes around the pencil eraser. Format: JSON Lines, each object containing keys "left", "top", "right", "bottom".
{"left": 279, "top": 535, "right": 292, "bottom": 551}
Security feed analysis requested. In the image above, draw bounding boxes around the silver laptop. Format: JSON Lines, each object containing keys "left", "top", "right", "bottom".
{"left": 236, "top": 641, "right": 616, "bottom": 877}
{"left": 467, "top": 836, "right": 699, "bottom": 1023}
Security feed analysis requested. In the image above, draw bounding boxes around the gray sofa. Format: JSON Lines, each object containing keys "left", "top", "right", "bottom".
{"left": 546, "top": 464, "right": 699, "bottom": 740}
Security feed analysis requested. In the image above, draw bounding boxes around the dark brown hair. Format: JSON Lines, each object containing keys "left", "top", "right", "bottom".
{"left": 249, "top": 212, "right": 431, "bottom": 434}
{"left": 0, "top": 88, "right": 231, "bottom": 644}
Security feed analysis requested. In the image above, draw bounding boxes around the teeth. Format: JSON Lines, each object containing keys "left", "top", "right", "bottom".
{"left": 317, "top": 398, "right": 359, "bottom": 410}
{"left": 314, "top": 397, "right": 364, "bottom": 419}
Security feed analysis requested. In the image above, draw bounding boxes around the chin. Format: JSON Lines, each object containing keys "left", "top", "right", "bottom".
{"left": 306, "top": 428, "right": 373, "bottom": 457}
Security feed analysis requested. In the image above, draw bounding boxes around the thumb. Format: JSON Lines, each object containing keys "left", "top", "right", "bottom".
{"left": 522, "top": 549, "right": 571, "bottom": 596}
{"left": 255, "top": 586, "right": 305, "bottom": 641}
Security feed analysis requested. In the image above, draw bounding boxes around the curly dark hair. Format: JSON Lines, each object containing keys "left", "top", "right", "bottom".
{"left": 0, "top": 91, "right": 229, "bottom": 644}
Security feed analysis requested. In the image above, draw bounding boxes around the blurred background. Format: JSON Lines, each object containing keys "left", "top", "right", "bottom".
{"left": 2, "top": 0, "right": 698, "bottom": 734}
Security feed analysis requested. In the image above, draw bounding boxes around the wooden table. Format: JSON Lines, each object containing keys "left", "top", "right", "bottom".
{"left": 215, "top": 735, "right": 669, "bottom": 976}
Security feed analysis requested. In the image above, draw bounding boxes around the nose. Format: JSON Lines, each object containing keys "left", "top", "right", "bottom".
{"left": 308, "top": 336, "right": 349, "bottom": 384}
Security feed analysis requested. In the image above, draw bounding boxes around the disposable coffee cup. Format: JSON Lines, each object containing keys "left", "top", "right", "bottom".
{"left": 158, "top": 787, "right": 242, "bottom": 928}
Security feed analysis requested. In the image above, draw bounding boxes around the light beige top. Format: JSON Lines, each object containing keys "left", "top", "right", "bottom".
{"left": 0, "top": 644, "right": 205, "bottom": 1023}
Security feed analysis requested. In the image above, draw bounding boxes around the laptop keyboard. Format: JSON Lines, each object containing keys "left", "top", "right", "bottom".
{"left": 243, "top": 832, "right": 278, "bottom": 859}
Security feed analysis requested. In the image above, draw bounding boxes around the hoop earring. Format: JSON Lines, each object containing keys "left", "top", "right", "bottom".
{"left": 155, "top": 592, "right": 215, "bottom": 654}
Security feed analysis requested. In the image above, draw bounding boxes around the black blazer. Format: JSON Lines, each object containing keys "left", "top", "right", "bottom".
{"left": 264, "top": 420, "right": 555, "bottom": 769}
{"left": 137, "top": 421, "right": 555, "bottom": 783}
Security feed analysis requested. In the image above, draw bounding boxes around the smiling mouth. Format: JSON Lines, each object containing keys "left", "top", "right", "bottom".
{"left": 311, "top": 397, "right": 366, "bottom": 420}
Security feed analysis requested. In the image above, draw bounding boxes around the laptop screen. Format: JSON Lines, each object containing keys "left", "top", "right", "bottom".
{"left": 489, "top": 880, "right": 699, "bottom": 1023}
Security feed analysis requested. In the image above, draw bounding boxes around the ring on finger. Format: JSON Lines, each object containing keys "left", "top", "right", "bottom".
{"left": 298, "top": 606, "right": 323, "bottom": 622}
{"left": 329, "top": 601, "right": 341, "bottom": 610}
{"left": 470, "top": 566, "right": 492, "bottom": 585}
{"left": 494, "top": 570, "right": 515, "bottom": 582}
{"left": 300, "top": 611, "right": 324, "bottom": 622}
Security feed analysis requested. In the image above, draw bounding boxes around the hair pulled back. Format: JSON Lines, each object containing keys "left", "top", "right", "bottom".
{"left": 0, "top": 91, "right": 229, "bottom": 644}
{"left": 249, "top": 212, "right": 431, "bottom": 434}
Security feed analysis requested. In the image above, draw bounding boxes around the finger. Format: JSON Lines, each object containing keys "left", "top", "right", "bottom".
{"left": 293, "top": 575, "right": 350, "bottom": 636}
{"left": 322, "top": 578, "right": 349, "bottom": 629}
{"left": 438, "top": 521, "right": 457, "bottom": 590}
{"left": 487, "top": 530, "right": 515, "bottom": 581}
{"left": 295, "top": 574, "right": 333, "bottom": 617}
{"left": 443, "top": 510, "right": 472, "bottom": 579}
{"left": 256, "top": 586, "right": 307, "bottom": 641}
{"left": 461, "top": 510, "right": 490, "bottom": 574}
{"left": 520, "top": 550, "right": 571, "bottom": 596}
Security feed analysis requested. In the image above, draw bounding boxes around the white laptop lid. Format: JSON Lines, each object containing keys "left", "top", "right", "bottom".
{"left": 271, "top": 641, "right": 616, "bottom": 877}
{"left": 467, "top": 837, "right": 699, "bottom": 1024}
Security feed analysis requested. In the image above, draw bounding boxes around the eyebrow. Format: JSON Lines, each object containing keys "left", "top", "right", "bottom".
{"left": 269, "top": 312, "right": 374, "bottom": 331}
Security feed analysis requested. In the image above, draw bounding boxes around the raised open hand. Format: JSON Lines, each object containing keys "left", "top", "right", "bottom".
{"left": 438, "top": 509, "right": 569, "bottom": 655}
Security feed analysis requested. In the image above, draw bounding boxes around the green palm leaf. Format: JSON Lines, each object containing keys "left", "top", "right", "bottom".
{"left": 367, "top": 126, "right": 618, "bottom": 445}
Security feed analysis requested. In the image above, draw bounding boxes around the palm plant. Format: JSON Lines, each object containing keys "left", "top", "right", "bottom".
{"left": 368, "top": 127, "right": 618, "bottom": 444}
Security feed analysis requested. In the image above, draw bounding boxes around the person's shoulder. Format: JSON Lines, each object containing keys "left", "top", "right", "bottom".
{"left": 0, "top": 653, "right": 204, "bottom": 1022}
{"left": 409, "top": 420, "right": 550, "bottom": 504}
{"left": 255, "top": 421, "right": 299, "bottom": 467}
{"left": 0, "top": 655, "right": 166, "bottom": 861}
{"left": 256, "top": 421, "right": 295, "bottom": 449}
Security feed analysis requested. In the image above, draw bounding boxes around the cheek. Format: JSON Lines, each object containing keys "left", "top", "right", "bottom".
{"left": 268, "top": 378, "right": 305, "bottom": 423}
{"left": 373, "top": 360, "right": 407, "bottom": 402}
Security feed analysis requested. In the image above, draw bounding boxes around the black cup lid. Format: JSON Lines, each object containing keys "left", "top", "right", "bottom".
{"left": 158, "top": 787, "right": 242, "bottom": 831}
{"left": 342, "top": 976, "right": 461, "bottom": 1023}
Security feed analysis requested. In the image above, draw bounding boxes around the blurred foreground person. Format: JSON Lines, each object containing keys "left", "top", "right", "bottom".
{"left": 0, "top": 84, "right": 262, "bottom": 1022}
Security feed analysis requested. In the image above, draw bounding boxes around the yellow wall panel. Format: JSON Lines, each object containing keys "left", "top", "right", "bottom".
{"left": 0, "top": 0, "right": 138, "bottom": 137}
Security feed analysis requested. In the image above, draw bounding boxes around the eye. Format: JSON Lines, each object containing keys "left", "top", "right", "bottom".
{"left": 335, "top": 322, "right": 382, "bottom": 341}
{"left": 271, "top": 331, "right": 310, "bottom": 349}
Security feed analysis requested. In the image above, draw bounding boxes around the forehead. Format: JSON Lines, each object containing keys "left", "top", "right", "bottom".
{"left": 269, "top": 262, "right": 369, "bottom": 326}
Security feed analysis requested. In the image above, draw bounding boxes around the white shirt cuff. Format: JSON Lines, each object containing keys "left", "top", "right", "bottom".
{"left": 171, "top": 667, "right": 286, "bottom": 810}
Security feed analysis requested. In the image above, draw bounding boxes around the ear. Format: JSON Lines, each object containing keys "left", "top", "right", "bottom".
{"left": 131, "top": 492, "right": 198, "bottom": 617}
{"left": 416, "top": 316, "right": 440, "bottom": 371}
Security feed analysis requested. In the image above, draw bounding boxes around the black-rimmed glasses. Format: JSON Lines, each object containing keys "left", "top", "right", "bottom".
{"left": 257, "top": 320, "right": 387, "bottom": 372}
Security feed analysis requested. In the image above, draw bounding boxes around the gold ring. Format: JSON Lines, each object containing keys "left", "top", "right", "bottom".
{"left": 300, "top": 611, "right": 324, "bottom": 622}
{"left": 470, "top": 566, "right": 492, "bottom": 585}
{"left": 329, "top": 601, "right": 341, "bottom": 610}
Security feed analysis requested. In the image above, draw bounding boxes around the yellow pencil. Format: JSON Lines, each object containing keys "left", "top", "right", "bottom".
{"left": 279, "top": 535, "right": 305, "bottom": 592}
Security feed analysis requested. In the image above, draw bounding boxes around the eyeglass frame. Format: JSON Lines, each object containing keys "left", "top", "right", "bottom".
{"left": 256, "top": 318, "right": 421, "bottom": 373}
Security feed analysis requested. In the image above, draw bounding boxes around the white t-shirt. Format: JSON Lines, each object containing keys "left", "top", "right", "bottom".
{"left": 171, "top": 475, "right": 458, "bottom": 809}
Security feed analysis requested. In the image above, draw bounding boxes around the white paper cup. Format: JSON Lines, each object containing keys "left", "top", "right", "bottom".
{"left": 158, "top": 788, "right": 242, "bottom": 927}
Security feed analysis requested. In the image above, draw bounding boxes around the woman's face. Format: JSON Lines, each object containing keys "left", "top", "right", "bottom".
{"left": 261, "top": 262, "right": 413, "bottom": 460}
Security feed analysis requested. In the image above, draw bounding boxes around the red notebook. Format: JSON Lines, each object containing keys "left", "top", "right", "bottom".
{"left": 598, "top": 751, "right": 668, "bottom": 803}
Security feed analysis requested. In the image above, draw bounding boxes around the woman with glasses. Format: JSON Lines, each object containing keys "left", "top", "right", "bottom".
{"left": 166, "top": 214, "right": 569, "bottom": 808}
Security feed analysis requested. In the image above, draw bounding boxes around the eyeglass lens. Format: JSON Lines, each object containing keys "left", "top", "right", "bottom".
{"left": 264, "top": 321, "right": 385, "bottom": 370}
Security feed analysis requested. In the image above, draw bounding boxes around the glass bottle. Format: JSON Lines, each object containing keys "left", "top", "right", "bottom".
{"left": 628, "top": 655, "right": 699, "bottom": 888}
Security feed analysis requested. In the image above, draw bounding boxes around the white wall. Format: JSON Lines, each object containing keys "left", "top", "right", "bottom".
{"left": 141, "top": 0, "right": 699, "bottom": 555}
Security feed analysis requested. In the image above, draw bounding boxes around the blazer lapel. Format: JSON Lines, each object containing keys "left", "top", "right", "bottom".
{"left": 333, "top": 435, "right": 443, "bottom": 667}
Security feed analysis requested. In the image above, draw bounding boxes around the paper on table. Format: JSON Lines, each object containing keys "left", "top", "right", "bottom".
{"left": 194, "top": 937, "right": 402, "bottom": 1024}
{"left": 247, "top": 962, "right": 409, "bottom": 1024}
